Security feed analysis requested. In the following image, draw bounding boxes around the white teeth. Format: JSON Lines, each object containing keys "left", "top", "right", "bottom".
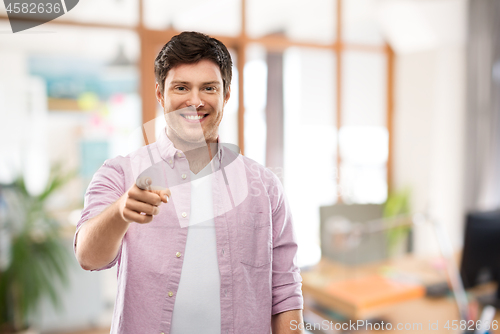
{"left": 184, "top": 115, "right": 204, "bottom": 120}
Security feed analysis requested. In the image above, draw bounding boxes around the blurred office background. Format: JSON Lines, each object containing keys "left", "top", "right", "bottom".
{"left": 1, "top": 0, "right": 499, "bottom": 332}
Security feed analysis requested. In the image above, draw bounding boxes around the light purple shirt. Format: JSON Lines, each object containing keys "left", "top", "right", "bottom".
{"left": 74, "top": 128, "right": 303, "bottom": 334}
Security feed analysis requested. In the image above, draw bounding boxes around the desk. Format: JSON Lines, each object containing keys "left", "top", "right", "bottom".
{"left": 301, "top": 256, "right": 499, "bottom": 334}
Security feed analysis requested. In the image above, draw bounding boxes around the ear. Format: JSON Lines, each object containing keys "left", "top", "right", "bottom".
{"left": 155, "top": 83, "right": 164, "bottom": 108}
{"left": 224, "top": 86, "right": 231, "bottom": 105}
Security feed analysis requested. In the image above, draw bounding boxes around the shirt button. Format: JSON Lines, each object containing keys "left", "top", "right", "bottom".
{"left": 177, "top": 152, "right": 183, "bottom": 157}
{"left": 168, "top": 159, "right": 172, "bottom": 164}
{"left": 181, "top": 212, "right": 187, "bottom": 218}
{"left": 181, "top": 173, "right": 187, "bottom": 179}
{"left": 168, "top": 291, "right": 173, "bottom": 297}
{"left": 222, "top": 248, "right": 225, "bottom": 255}
{"left": 176, "top": 252, "right": 182, "bottom": 258}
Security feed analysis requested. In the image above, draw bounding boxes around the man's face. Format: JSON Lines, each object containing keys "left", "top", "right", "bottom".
{"left": 155, "top": 59, "right": 230, "bottom": 146}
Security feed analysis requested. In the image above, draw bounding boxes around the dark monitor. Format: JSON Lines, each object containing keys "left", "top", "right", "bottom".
{"left": 460, "top": 210, "right": 500, "bottom": 307}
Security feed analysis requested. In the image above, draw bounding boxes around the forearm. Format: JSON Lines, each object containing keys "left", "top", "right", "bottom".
{"left": 272, "top": 309, "right": 304, "bottom": 334}
{"left": 75, "top": 199, "right": 129, "bottom": 271}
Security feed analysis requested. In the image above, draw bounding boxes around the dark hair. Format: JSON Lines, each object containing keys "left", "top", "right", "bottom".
{"left": 154, "top": 31, "right": 233, "bottom": 97}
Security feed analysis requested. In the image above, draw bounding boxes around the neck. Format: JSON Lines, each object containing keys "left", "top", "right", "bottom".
{"left": 166, "top": 131, "right": 218, "bottom": 174}
{"left": 185, "top": 143, "right": 218, "bottom": 174}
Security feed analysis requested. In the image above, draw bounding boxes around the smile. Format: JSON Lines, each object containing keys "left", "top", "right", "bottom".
{"left": 180, "top": 113, "right": 209, "bottom": 122}
{"left": 182, "top": 114, "right": 207, "bottom": 120}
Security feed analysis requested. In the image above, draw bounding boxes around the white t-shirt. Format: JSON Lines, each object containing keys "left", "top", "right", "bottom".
{"left": 170, "top": 160, "right": 221, "bottom": 334}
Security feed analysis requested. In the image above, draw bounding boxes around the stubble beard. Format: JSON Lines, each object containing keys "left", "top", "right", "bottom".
{"left": 164, "top": 107, "right": 214, "bottom": 151}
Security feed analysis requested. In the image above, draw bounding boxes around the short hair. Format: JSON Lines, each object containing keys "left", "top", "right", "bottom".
{"left": 154, "top": 31, "right": 233, "bottom": 97}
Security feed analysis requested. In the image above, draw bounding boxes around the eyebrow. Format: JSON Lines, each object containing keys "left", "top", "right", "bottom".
{"left": 169, "top": 80, "right": 221, "bottom": 86}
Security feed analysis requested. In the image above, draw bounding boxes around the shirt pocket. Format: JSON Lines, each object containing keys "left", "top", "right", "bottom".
{"left": 237, "top": 212, "right": 272, "bottom": 267}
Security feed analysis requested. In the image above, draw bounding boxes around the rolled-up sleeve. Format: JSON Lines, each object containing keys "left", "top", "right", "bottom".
{"left": 269, "top": 174, "right": 303, "bottom": 315}
{"left": 73, "top": 157, "right": 127, "bottom": 271}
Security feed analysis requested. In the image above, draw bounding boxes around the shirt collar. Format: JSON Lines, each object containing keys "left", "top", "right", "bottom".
{"left": 156, "top": 127, "right": 224, "bottom": 169}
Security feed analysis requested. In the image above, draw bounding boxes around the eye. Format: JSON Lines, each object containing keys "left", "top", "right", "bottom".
{"left": 174, "top": 86, "right": 187, "bottom": 91}
{"left": 204, "top": 86, "right": 217, "bottom": 92}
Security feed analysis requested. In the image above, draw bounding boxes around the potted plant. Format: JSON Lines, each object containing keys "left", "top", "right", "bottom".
{"left": 384, "top": 188, "right": 412, "bottom": 257}
{"left": 0, "top": 164, "right": 74, "bottom": 333}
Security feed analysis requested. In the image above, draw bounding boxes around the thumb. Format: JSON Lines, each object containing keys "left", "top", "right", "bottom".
{"left": 136, "top": 176, "right": 152, "bottom": 190}
{"left": 150, "top": 187, "right": 171, "bottom": 203}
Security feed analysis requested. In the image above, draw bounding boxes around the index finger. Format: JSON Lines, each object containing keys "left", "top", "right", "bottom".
{"left": 149, "top": 187, "right": 171, "bottom": 204}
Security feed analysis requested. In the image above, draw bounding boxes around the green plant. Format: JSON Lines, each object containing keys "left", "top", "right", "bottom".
{"left": 0, "top": 164, "right": 75, "bottom": 332}
{"left": 384, "top": 188, "right": 412, "bottom": 257}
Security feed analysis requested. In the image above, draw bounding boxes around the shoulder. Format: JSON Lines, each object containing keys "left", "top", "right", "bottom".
{"left": 126, "top": 141, "right": 159, "bottom": 165}
{"left": 101, "top": 155, "right": 128, "bottom": 171}
{"left": 240, "top": 155, "right": 281, "bottom": 187}
{"left": 219, "top": 145, "right": 269, "bottom": 177}
{"left": 98, "top": 142, "right": 159, "bottom": 182}
{"left": 225, "top": 149, "right": 283, "bottom": 195}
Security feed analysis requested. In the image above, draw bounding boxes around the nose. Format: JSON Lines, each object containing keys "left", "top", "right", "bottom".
{"left": 186, "top": 91, "right": 204, "bottom": 109}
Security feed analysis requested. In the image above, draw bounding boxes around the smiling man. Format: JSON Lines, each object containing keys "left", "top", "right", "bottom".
{"left": 74, "top": 31, "right": 304, "bottom": 334}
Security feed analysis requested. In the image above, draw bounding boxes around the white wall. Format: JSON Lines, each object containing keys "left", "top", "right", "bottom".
{"left": 389, "top": 0, "right": 467, "bottom": 254}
